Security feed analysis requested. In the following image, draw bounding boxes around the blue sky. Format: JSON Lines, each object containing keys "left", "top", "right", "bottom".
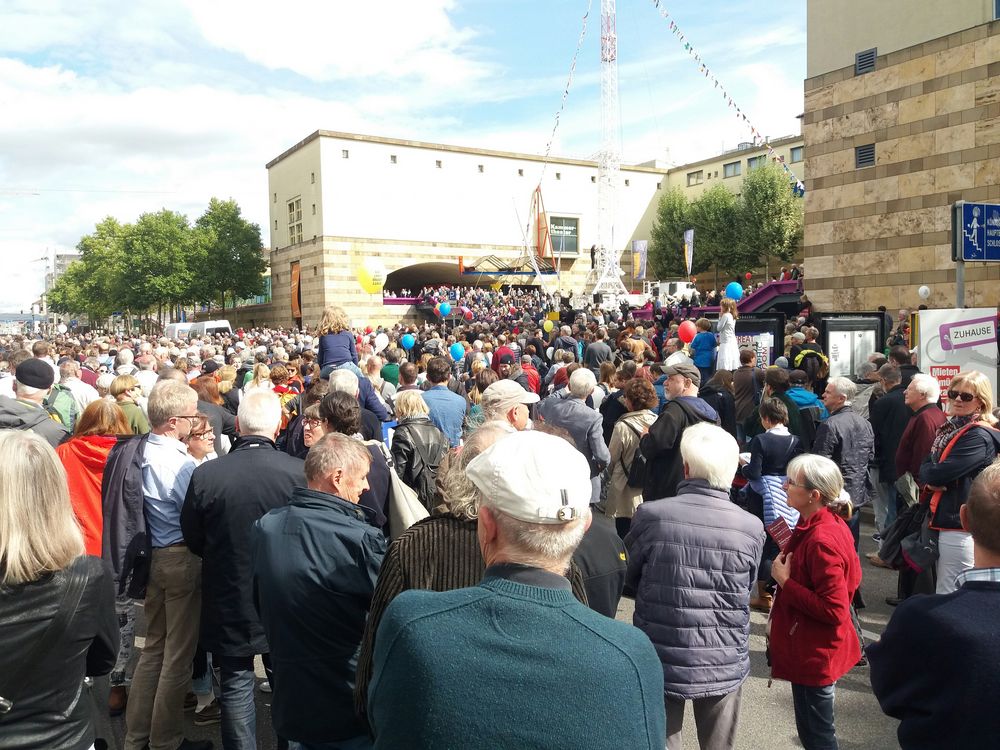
{"left": 0, "top": 0, "right": 805, "bottom": 312}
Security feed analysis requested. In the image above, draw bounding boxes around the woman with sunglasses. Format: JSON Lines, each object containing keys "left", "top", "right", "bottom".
{"left": 919, "top": 370, "right": 1000, "bottom": 593}
{"left": 110, "top": 374, "right": 149, "bottom": 435}
{"left": 770, "top": 454, "right": 861, "bottom": 750}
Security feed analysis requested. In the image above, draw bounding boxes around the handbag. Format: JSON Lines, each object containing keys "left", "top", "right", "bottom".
{"left": 0, "top": 560, "right": 89, "bottom": 717}
{"left": 878, "top": 502, "right": 926, "bottom": 570}
{"left": 367, "top": 441, "right": 429, "bottom": 539}
{"left": 894, "top": 471, "right": 920, "bottom": 507}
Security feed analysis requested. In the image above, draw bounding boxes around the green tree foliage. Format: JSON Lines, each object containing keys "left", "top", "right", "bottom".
{"left": 49, "top": 217, "right": 130, "bottom": 320}
{"left": 648, "top": 187, "right": 711, "bottom": 278}
{"left": 195, "top": 198, "right": 266, "bottom": 309}
{"left": 687, "top": 185, "right": 741, "bottom": 275}
{"left": 738, "top": 163, "right": 804, "bottom": 276}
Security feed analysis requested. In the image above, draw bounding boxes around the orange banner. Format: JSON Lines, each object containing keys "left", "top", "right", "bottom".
{"left": 290, "top": 261, "right": 301, "bottom": 319}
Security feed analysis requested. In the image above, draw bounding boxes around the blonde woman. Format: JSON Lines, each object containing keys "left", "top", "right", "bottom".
{"left": 390, "top": 390, "right": 449, "bottom": 511}
{"left": 919, "top": 369, "right": 1000, "bottom": 593}
{"left": 716, "top": 296, "right": 740, "bottom": 372}
{"left": 0, "top": 430, "right": 118, "bottom": 749}
{"left": 316, "top": 305, "right": 360, "bottom": 378}
{"left": 110, "top": 374, "right": 150, "bottom": 434}
{"left": 243, "top": 363, "right": 272, "bottom": 394}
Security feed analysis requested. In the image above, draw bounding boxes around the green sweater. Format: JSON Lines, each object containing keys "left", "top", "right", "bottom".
{"left": 369, "top": 575, "right": 665, "bottom": 749}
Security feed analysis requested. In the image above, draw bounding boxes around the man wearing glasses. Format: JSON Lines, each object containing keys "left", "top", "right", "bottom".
{"left": 125, "top": 380, "right": 212, "bottom": 750}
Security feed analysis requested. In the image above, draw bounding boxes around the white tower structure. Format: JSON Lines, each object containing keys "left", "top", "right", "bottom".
{"left": 585, "top": 0, "right": 628, "bottom": 298}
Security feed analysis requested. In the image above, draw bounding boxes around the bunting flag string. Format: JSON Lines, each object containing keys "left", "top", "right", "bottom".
{"left": 539, "top": 0, "right": 594, "bottom": 184}
{"left": 649, "top": 0, "right": 806, "bottom": 197}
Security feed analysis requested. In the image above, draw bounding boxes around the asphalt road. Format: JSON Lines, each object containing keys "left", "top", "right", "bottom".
{"left": 94, "top": 507, "right": 901, "bottom": 750}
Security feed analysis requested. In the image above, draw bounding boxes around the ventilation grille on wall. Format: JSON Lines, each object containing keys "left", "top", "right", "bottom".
{"left": 855, "top": 144, "right": 876, "bottom": 168}
{"left": 855, "top": 48, "right": 877, "bottom": 75}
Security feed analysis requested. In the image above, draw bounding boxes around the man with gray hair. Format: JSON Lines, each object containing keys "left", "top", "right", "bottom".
{"left": 537, "top": 367, "right": 610, "bottom": 504}
{"left": 182, "top": 389, "right": 306, "bottom": 749}
{"left": 58, "top": 357, "right": 99, "bottom": 416}
{"left": 253, "top": 433, "right": 385, "bottom": 748}
{"left": 368, "top": 430, "right": 665, "bottom": 749}
{"left": 814, "top": 377, "right": 875, "bottom": 572}
{"left": 627, "top": 422, "right": 765, "bottom": 750}
{"left": 125, "top": 380, "right": 208, "bottom": 750}
{"left": 481, "top": 379, "right": 539, "bottom": 431}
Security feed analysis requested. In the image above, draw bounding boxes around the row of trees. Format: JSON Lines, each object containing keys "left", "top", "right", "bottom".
{"left": 647, "top": 162, "right": 804, "bottom": 283}
{"left": 48, "top": 198, "right": 267, "bottom": 327}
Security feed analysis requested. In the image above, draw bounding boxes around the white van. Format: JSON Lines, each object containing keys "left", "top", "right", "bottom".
{"left": 163, "top": 322, "right": 192, "bottom": 340}
{"left": 188, "top": 320, "right": 233, "bottom": 338}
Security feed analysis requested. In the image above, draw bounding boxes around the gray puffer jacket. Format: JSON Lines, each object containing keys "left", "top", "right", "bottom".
{"left": 0, "top": 395, "right": 69, "bottom": 447}
{"left": 625, "top": 478, "right": 765, "bottom": 700}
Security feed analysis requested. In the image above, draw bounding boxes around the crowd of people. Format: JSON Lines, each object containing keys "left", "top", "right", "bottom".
{"left": 0, "top": 289, "right": 998, "bottom": 750}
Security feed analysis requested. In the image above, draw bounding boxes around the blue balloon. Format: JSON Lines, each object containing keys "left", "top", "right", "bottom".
{"left": 724, "top": 282, "right": 744, "bottom": 301}
{"left": 449, "top": 342, "right": 465, "bottom": 361}
{"left": 401, "top": 333, "right": 415, "bottom": 350}
{"left": 439, "top": 302, "right": 452, "bottom": 316}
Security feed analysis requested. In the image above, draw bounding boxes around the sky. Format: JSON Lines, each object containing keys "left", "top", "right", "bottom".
{"left": 0, "top": 0, "right": 805, "bottom": 313}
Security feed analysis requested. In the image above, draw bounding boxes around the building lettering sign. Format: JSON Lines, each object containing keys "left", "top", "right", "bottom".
{"left": 954, "top": 201, "right": 1000, "bottom": 261}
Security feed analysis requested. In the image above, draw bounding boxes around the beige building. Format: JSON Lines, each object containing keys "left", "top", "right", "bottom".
{"left": 803, "top": 1, "right": 1000, "bottom": 311}
{"left": 663, "top": 135, "right": 804, "bottom": 200}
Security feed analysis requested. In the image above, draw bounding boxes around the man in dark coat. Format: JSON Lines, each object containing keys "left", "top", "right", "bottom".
{"left": 868, "top": 461, "right": 1000, "bottom": 749}
{"left": 181, "top": 389, "right": 306, "bottom": 749}
{"left": 869, "top": 365, "right": 911, "bottom": 536}
{"left": 640, "top": 363, "right": 719, "bottom": 503}
{"left": 628, "top": 423, "right": 764, "bottom": 750}
{"left": 252, "top": 433, "right": 385, "bottom": 747}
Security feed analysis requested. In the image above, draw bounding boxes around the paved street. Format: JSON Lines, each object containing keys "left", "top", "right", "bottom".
{"left": 95, "top": 507, "right": 900, "bottom": 750}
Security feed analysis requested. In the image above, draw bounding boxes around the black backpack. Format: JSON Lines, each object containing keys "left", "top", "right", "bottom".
{"left": 618, "top": 421, "right": 648, "bottom": 489}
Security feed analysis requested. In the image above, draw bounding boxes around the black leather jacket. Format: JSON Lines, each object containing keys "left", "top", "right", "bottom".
{"left": 390, "top": 416, "right": 449, "bottom": 510}
{"left": 0, "top": 555, "right": 117, "bottom": 750}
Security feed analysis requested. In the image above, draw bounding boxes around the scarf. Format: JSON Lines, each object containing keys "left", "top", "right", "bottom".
{"left": 930, "top": 414, "right": 977, "bottom": 461}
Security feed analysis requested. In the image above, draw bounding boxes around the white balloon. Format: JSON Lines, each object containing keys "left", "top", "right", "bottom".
{"left": 374, "top": 332, "right": 389, "bottom": 353}
{"left": 917, "top": 285, "right": 931, "bottom": 300}
{"left": 57, "top": 323, "right": 68, "bottom": 334}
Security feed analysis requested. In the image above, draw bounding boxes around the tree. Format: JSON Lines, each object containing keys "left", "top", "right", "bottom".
{"left": 49, "top": 217, "right": 131, "bottom": 323}
{"left": 736, "top": 163, "right": 804, "bottom": 277}
{"left": 126, "top": 210, "right": 201, "bottom": 328}
{"left": 687, "top": 184, "right": 742, "bottom": 286}
{"left": 648, "top": 187, "right": 712, "bottom": 279}
{"left": 195, "top": 198, "right": 267, "bottom": 309}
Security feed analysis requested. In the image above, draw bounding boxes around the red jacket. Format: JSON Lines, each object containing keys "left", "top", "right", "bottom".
{"left": 56, "top": 435, "right": 117, "bottom": 557}
{"left": 895, "top": 404, "right": 946, "bottom": 480}
{"left": 770, "top": 507, "right": 862, "bottom": 686}
{"left": 521, "top": 363, "right": 541, "bottom": 394}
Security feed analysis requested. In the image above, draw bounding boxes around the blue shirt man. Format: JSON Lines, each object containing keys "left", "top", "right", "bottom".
{"left": 421, "top": 356, "right": 466, "bottom": 447}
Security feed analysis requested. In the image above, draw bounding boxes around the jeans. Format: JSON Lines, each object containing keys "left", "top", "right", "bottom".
{"left": 110, "top": 592, "right": 136, "bottom": 687}
{"left": 192, "top": 648, "right": 214, "bottom": 697}
{"left": 870, "top": 470, "right": 898, "bottom": 533}
{"left": 791, "top": 683, "right": 838, "bottom": 750}
{"left": 217, "top": 654, "right": 257, "bottom": 750}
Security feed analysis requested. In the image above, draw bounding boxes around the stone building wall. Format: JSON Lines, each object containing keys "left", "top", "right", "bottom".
{"left": 803, "top": 22, "right": 1000, "bottom": 312}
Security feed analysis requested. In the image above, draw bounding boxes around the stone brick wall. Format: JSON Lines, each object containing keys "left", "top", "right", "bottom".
{"left": 803, "top": 21, "right": 1000, "bottom": 312}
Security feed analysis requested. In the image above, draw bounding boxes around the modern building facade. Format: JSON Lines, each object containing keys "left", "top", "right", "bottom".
{"left": 803, "top": 1, "right": 1000, "bottom": 312}
{"left": 264, "top": 130, "right": 804, "bottom": 328}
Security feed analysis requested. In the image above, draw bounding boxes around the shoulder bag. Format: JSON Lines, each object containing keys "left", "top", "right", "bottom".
{"left": 366, "top": 440, "right": 429, "bottom": 539}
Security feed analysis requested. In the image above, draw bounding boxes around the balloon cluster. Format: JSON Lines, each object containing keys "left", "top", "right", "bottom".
{"left": 434, "top": 301, "right": 452, "bottom": 317}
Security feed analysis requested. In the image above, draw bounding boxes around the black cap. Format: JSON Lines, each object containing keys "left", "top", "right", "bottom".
{"left": 16, "top": 359, "right": 55, "bottom": 389}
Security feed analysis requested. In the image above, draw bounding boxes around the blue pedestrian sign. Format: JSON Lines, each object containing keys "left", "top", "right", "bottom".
{"left": 953, "top": 201, "right": 1000, "bottom": 261}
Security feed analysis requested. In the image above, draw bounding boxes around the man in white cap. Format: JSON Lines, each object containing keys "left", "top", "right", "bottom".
{"left": 480, "top": 379, "right": 539, "bottom": 431}
{"left": 367, "top": 430, "right": 665, "bottom": 749}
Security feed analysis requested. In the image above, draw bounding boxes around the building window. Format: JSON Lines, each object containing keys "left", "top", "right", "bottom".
{"left": 341, "top": 149, "right": 349, "bottom": 159}
{"left": 311, "top": 204, "right": 316, "bottom": 215}
{"left": 478, "top": 164, "right": 484, "bottom": 173}
{"left": 274, "top": 219, "right": 278, "bottom": 231}
{"left": 550, "top": 217, "right": 579, "bottom": 255}
{"left": 686, "top": 170, "right": 703, "bottom": 186}
{"left": 390, "top": 154, "right": 397, "bottom": 164}
{"left": 556, "top": 172, "right": 561, "bottom": 180}
{"left": 747, "top": 156, "right": 766, "bottom": 171}
{"left": 435, "top": 160, "right": 442, "bottom": 168}
{"left": 855, "top": 143, "right": 876, "bottom": 168}
{"left": 790, "top": 146, "right": 804, "bottom": 163}
{"left": 273, "top": 192, "right": 277, "bottom": 203}
{"left": 518, "top": 169, "right": 524, "bottom": 177}
{"left": 723, "top": 161, "right": 741, "bottom": 178}
{"left": 287, "top": 198, "right": 303, "bottom": 245}
{"left": 624, "top": 179, "right": 630, "bottom": 186}
{"left": 656, "top": 182, "right": 662, "bottom": 189}
{"left": 855, "top": 48, "right": 877, "bottom": 75}
{"left": 592, "top": 175, "right": 597, "bottom": 183}
{"left": 310, "top": 172, "right": 315, "bottom": 184}
{"left": 996, "top": 0, "right": 1000, "bottom": 19}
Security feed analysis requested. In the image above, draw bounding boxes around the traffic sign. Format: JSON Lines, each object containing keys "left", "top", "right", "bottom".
{"left": 953, "top": 201, "right": 1000, "bottom": 261}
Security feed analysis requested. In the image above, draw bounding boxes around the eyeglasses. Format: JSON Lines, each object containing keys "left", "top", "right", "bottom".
{"left": 302, "top": 417, "right": 323, "bottom": 428}
{"left": 784, "top": 478, "right": 809, "bottom": 489}
{"left": 189, "top": 432, "right": 214, "bottom": 441}
{"left": 172, "top": 415, "right": 202, "bottom": 423}
{"left": 947, "top": 390, "right": 976, "bottom": 403}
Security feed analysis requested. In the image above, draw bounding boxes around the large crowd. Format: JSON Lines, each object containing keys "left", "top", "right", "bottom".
{"left": 0, "top": 291, "right": 998, "bottom": 750}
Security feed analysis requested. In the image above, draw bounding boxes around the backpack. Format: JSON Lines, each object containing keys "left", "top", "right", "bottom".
{"left": 44, "top": 384, "right": 78, "bottom": 431}
{"left": 798, "top": 404, "right": 823, "bottom": 448}
{"left": 794, "top": 348, "right": 830, "bottom": 380}
{"left": 618, "top": 421, "right": 649, "bottom": 489}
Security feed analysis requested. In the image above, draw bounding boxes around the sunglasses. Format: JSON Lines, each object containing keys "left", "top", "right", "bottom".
{"left": 947, "top": 390, "right": 976, "bottom": 403}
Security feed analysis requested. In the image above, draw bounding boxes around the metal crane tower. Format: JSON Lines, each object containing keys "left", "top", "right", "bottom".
{"left": 584, "top": 0, "right": 628, "bottom": 299}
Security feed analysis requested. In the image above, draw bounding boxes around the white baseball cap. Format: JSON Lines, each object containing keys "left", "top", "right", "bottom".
{"left": 465, "top": 431, "right": 591, "bottom": 524}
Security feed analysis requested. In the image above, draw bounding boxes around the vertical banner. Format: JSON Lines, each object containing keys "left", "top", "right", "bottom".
{"left": 290, "top": 261, "right": 301, "bottom": 319}
{"left": 683, "top": 229, "right": 694, "bottom": 276}
{"left": 632, "top": 240, "right": 648, "bottom": 280}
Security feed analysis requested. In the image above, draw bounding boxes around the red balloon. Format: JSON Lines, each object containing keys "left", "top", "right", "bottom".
{"left": 678, "top": 320, "right": 697, "bottom": 344}
{"left": 509, "top": 306, "right": 517, "bottom": 315}
{"left": 365, "top": 326, "right": 373, "bottom": 334}
{"left": 745, "top": 272, "right": 752, "bottom": 280}
{"left": 464, "top": 310, "right": 474, "bottom": 321}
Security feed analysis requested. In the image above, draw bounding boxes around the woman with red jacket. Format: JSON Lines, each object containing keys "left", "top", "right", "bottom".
{"left": 770, "top": 453, "right": 862, "bottom": 750}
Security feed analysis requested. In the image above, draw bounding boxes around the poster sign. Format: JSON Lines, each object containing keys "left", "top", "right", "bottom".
{"left": 916, "top": 308, "right": 998, "bottom": 401}
{"left": 954, "top": 202, "right": 1000, "bottom": 262}
{"left": 735, "top": 331, "right": 774, "bottom": 368}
